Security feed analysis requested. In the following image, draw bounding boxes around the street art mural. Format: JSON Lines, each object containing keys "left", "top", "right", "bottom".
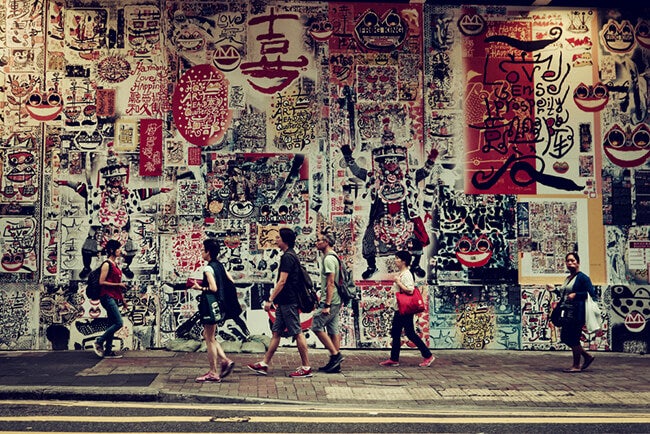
{"left": 0, "top": 0, "right": 647, "bottom": 354}
{"left": 521, "top": 284, "right": 608, "bottom": 351}
{"left": 606, "top": 284, "right": 650, "bottom": 353}
{"left": 431, "top": 284, "right": 520, "bottom": 350}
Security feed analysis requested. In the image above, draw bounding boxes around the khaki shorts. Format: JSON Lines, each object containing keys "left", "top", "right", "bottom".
{"left": 311, "top": 302, "right": 341, "bottom": 335}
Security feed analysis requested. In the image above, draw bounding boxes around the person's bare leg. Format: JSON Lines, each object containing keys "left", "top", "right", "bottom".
{"left": 203, "top": 325, "right": 219, "bottom": 375}
{"left": 314, "top": 330, "right": 337, "bottom": 355}
{"left": 295, "top": 332, "right": 310, "bottom": 367}
{"left": 263, "top": 332, "right": 281, "bottom": 365}
{"left": 330, "top": 333, "right": 341, "bottom": 352}
{"left": 570, "top": 346, "right": 582, "bottom": 370}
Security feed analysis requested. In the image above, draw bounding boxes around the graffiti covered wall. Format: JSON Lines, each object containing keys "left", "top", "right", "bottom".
{"left": 0, "top": 0, "right": 648, "bottom": 353}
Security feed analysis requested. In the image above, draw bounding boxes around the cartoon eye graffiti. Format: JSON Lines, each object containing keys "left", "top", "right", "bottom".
{"left": 573, "top": 82, "right": 609, "bottom": 112}
{"left": 5, "top": 151, "right": 36, "bottom": 184}
{"left": 610, "top": 285, "right": 650, "bottom": 332}
{"left": 8, "top": 151, "right": 35, "bottom": 166}
{"left": 385, "top": 11, "right": 400, "bottom": 27}
{"left": 457, "top": 236, "right": 472, "bottom": 253}
{"left": 455, "top": 235, "right": 493, "bottom": 267}
{"left": 603, "top": 124, "right": 650, "bottom": 167}
{"left": 363, "top": 12, "right": 379, "bottom": 27}
{"left": 608, "top": 127, "right": 626, "bottom": 148}
{"left": 176, "top": 29, "right": 204, "bottom": 52}
{"left": 632, "top": 127, "right": 650, "bottom": 148}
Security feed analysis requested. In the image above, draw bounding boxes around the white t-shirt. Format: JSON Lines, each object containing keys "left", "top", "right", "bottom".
{"left": 391, "top": 269, "right": 415, "bottom": 310}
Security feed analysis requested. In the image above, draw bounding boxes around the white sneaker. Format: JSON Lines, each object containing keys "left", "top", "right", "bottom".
{"left": 93, "top": 341, "right": 104, "bottom": 358}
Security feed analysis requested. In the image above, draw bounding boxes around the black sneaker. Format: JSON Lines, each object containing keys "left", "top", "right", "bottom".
{"left": 318, "top": 353, "right": 340, "bottom": 372}
{"left": 326, "top": 366, "right": 341, "bottom": 373}
{"left": 324, "top": 353, "right": 344, "bottom": 373}
{"left": 104, "top": 351, "right": 123, "bottom": 359}
{"left": 362, "top": 267, "right": 377, "bottom": 279}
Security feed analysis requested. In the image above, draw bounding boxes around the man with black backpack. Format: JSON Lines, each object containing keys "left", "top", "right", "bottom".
{"left": 312, "top": 228, "right": 344, "bottom": 373}
{"left": 248, "top": 227, "right": 312, "bottom": 378}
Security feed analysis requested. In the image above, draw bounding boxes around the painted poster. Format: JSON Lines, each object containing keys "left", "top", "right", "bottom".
{"left": 462, "top": 7, "right": 598, "bottom": 195}
{"left": 518, "top": 198, "right": 589, "bottom": 278}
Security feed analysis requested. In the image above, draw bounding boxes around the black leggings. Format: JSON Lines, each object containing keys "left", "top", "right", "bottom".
{"left": 390, "top": 311, "right": 432, "bottom": 362}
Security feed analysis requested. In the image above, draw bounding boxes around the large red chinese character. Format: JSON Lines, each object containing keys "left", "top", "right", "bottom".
{"left": 241, "top": 8, "right": 308, "bottom": 94}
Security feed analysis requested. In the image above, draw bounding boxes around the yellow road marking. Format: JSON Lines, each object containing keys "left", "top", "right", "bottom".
{"left": 0, "top": 400, "right": 646, "bottom": 419}
{"left": 0, "top": 415, "right": 649, "bottom": 424}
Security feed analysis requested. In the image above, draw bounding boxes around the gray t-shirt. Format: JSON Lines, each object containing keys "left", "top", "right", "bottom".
{"left": 320, "top": 252, "right": 341, "bottom": 305}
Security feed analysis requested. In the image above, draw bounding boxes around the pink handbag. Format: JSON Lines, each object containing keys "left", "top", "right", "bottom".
{"left": 396, "top": 287, "right": 426, "bottom": 315}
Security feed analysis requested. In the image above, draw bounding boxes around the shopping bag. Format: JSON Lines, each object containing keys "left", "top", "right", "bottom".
{"left": 585, "top": 293, "right": 603, "bottom": 332}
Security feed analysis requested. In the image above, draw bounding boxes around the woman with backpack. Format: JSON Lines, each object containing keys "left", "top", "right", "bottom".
{"left": 92, "top": 239, "right": 128, "bottom": 359}
{"left": 191, "top": 238, "right": 236, "bottom": 383}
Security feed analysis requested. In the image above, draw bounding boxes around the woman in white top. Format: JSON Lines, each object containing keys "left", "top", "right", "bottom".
{"left": 192, "top": 238, "right": 235, "bottom": 382}
{"left": 379, "top": 250, "right": 435, "bottom": 368}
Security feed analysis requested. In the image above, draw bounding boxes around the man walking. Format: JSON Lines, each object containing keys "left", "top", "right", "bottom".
{"left": 247, "top": 227, "right": 312, "bottom": 377}
{"left": 312, "top": 228, "right": 344, "bottom": 373}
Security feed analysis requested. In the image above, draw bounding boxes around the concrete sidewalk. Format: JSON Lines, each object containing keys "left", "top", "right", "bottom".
{"left": 0, "top": 349, "right": 648, "bottom": 410}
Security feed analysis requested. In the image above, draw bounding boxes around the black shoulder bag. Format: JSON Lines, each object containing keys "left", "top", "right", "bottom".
{"left": 550, "top": 288, "right": 577, "bottom": 327}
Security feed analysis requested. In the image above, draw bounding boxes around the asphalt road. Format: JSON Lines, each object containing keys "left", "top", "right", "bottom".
{"left": 0, "top": 399, "right": 648, "bottom": 433}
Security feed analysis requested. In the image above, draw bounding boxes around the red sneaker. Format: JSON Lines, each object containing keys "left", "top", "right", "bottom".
{"left": 247, "top": 362, "right": 268, "bottom": 375}
{"left": 379, "top": 359, "right": 399, "bottom": 367}
{"left": 419, "top": 355, "right": 436, "bottom": 367}
{"left": 288, "top": 367, "right": 313, "bottom": 378}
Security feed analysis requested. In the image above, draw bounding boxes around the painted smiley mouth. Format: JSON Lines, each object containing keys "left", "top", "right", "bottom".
{"left": 25, "top": 104, "right": 63, "bottom": 121}
{"left": 1, "top": 260, "right": 23, "bottom": 272}
{"left": 624, "top": 310, "right": 647, "bottom": 332}
{"left": 456, "top": 251, "right": 492, "bottom": 267}
{"left": 309, "top": 29, "right": 333, "bottom": 42}
{"left": 574, "top": 96, "right": 608, "bottom": 112}
{"left": 604, "top": 146, "right": 650, "bottom": 167}
{"left": 6, "top": 170, "right": 35, "bottom": 183}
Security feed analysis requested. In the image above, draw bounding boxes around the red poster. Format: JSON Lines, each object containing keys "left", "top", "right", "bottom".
{"left": 172, "top": 64, "right": 232, "bottom": 147}
{"left": 139, "top": 119, "right": 163, "bottom": 176}
{"left": 464, "top": 20, "right": 537, "bottom": 195}
{"left": 187, "top": 146, "right": 202, "bottom": 166}
{"left": 96, "top": 88, "right": 116, "bottom": 117}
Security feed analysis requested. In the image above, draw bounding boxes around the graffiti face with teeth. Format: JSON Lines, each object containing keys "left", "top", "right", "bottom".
{"left": 455, "top": 235, "right": 493, "bottom": 267}
{"left": 2, "top": 150, "right": 38, "bottom": 200}
{"left": 603, "top": 124, "right": 650, "bottom": 167}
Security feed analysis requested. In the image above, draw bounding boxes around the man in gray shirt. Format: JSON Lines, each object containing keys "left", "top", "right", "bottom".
{"left": 312, "top": 228, "right": 344, "bottom": 373}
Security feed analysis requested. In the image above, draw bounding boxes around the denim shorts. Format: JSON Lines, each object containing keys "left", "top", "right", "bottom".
{"left": 271, "top": 304, "right": 302, "bottom": 336}
{"left": 311, "top": 302, "right": 341, "bottom": 335}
